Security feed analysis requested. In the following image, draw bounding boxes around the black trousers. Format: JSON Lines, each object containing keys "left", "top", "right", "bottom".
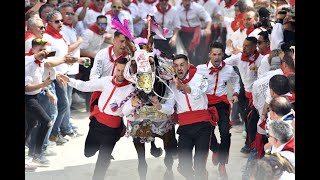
{"left": 25, "top": 94, "right": 50, "bottom": 156}
{"left": 84, "top": 117, "right": 122, "bottom": 180}
{"left": 247, "top": 106, "right": 260, "bottom": 149}
{"left": 177, "top": 121, "right": 212, "bottom": 179}
{"left": 79, "top": 57, "right": 94, "bottom": 112}
{"left": 154, "top": 38, "right": 176, "bottom": 59}
{"left": 209, "top": 102, "right": 232, "bottom": 165}
{"left": 179, "top": 31, "right": 203, "bottom": 66}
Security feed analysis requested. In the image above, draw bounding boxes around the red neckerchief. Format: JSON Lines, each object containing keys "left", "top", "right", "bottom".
{"left": 122, "top": 6, "right": 131, "bottom": 14}
{"left": 281, "top": 137, "right": 294, "bottom": 152}
{"left": 231, "top": 13, "right": 245, "bottom": 32}
{"left": 63, "top": 22, "right": 73, "bottom": 28}
{"left": 181, "top": 64, "right": 197, "bottom": 84}
{"left": 25, "top": 31, "right": 36, "bottom": 41}
{"left": 283, "top": 71, "right": 295, "bottom": 76}
{"left": 88, "top": 24, "right": 103, "bottom": 35}
{"left": 225, "top": 0, "right": 238, "bottom": 8}
{"left": 111, "top": 76, "right": 131, "bottom": 87}
{"left": 132, "top": 0, "right": 138, "bottom": 5}
{"left": 246, "top": 26, "right": 255, "bottom": 36}
{"left": 144, "top": 0, "right": 157, "bottom": 4}
{"left": 105, "top": 10, "right": 114, "bottom": 16}
{"left": 241, "top": 50, "right": 260, "bottom": 65}
{"left": 263, "top": 48, "right": 270, "bottom": 55}
{"left": 286, "top": 92, "right": 295, "bottom": 103}
{"left": 207, "top": 61, "right": 225, "bottom": 75}
{"left": 88, "top": 2, "right": 102, "bottom": 13}
{"left": 25, "top": 50, "right": 42, "bottom": 67}
{"left": 156, "top": 3, "right": 171, "bottom": 14}
{"left": 45, "top": 25, "right": 67, "bottom": 44}
{"left": 109, "top": 46, "right": 128, "bottom": 75}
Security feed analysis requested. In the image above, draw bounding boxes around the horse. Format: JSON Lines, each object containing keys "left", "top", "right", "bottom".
{"left": 123, "top": 38, "right": 178, "bottom": 180}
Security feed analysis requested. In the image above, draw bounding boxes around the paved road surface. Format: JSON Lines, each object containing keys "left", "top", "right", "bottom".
{"left": 25, "top": 99, "right": 248, "bottom": 180}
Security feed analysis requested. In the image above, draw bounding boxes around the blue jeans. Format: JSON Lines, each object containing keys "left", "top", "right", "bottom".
{"left": 60, "top": 74, "right": 76, "bottom": 133}
{"left": 30, "top": 83, "right": 58, "bottom": 154}
{"left": 51, "top": 80, "right": 71, "bottom": 136}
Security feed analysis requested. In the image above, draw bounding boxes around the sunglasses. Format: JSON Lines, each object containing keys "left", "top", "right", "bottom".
{"left": 66, "top": 12, "right": 75, "bottom": 16}
{"left": 54, "top": 19, "right": 64, "bottom": 24}
{"left": 39, "top": 26, "right": 45, "bottom": 30}
{"left": 266, "top": 133, "right": 275, "bottom": 139}
{"left": 97, "top": 22, "right": 107, "bottom": 27}
{"left": 112, "top": 5, "right": 122, "bottom": 10}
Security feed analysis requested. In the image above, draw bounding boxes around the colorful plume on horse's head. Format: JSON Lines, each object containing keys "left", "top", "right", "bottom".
{"left": 111, "top": 14, "right": 134, "bottom": 40}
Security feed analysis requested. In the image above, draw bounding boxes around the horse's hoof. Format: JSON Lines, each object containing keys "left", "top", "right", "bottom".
{"left": 163, "top": 170, "right": 174, "bottom": 180}
{"left": 150, "top": 147, "right": 163, "bottom": 157}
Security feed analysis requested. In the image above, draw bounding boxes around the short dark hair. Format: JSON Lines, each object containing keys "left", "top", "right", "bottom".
{"left": 172, "top": 54, "right": 188, "bottom": 62}
{"left": 258, "top": 31, "right": 269, "bottom": 41}
{"left": 269, "top": 75, "right": 290, "bottom": 96}
{"left": 116, "top": 57, "right": 128, "bottom": 65}
{"left": 282, "top": 53, "right": 295, "bottom": 71}
{"left": 96, "top": 15, "right": 107, "bottom": 22}
{"left": 234, "top": 0, "right": 247, "bottom": 13}
{"left": 209, "top": 41, "right": 224, "bottom": 52}
{"left": 39, "top": 3, "right": 55, "bottom": 18}
{"left": 287, "top": 74, "right": 295, "bottom": 94}
{"left": 269, "top": 96, "right": 292, "bottom": 117}
{"left": 246, "top": 36, "right": 258, "bottom": 45}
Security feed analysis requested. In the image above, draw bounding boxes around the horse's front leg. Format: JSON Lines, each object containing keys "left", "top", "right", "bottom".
{"left": 162, "top": 127, "right": 178, "bottom": 180}
{"left": 134, "top": 140, "right": 148, "bottom": 180}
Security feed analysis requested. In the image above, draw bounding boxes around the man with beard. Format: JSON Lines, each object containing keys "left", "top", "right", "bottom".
{"left": 155, "top": 54, "right": 213, "bottom": 180}
{"left": 59, "top": 58, "right": 135, "bottom": 180}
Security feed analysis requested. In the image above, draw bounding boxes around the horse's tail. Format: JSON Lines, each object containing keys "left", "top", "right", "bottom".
{"left": 150, "top": 139, "right": 163, "bottom": 158}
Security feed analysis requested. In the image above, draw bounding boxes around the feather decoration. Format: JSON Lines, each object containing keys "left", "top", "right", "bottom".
{"left": 149, "top": 15, "right": 169, "bottom": 40}
{"left": 111, "top": 14, "right": 134, "bottom": 40}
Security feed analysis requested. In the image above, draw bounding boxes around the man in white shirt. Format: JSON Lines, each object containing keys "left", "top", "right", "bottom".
{"left": 153, "top": 0, "right": 181, "bottom": 58}
{"left": 197, "top": 42, "right": 240, "bottom": 180}
{"left": 177, "top": 0, "right": 212, "bottom": 66}
{"left": 59, "top": 58, "right": 136, "bottom": 180}
{"left": 156, "top": 54, "right": 212, "bottom": 180}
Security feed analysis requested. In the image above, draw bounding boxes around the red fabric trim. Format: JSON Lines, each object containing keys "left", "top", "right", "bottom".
{"left": 263, "top": 48, "right": 270, "bottom": 55}
{"left": 144, "top": 0, "right": 157, "bottom": 4}
{"left": 255, "top": 133, "right": 266, "bottom": 158}
{"left": 88, "top": 2, "right": 102, "bottom": 13}
{"left": 231, "top": 13, "right": 245, "bottom": 32}
{"left": 102, "top": 85, "right": 117, "bottom": 112}
{"left": 208, "top": 106, "right": 219, "bottom": 126}
{"left": 108, "top": 46, "right": 128, "bottom": 75}
{"left": 132, "top": 0, "right": 138, "bottom": 5}
{"left": 156, "top": 3, "right": 171, "bottom": 14}
{"left": 111, "top": 76, "right": 131, "bottom": 87}
{"left": 88, "top": 24, "right": 103, "bottom": 35}
{"left": 180, "top": 26, "right": 201, "bottom": 51}
{"left": 177, "top": 110, "right": 212, "bottom": 126}
{"left": 282, "top": 137, "right": 294, "bottom": 152}
{"left": 89, "top": 91, "right": 102, "bottom": 112}
{"left": 225, "top": 0, "right": 238, "bottom": 8}
{"left": 241, "top": 50, "right": 260, "bottom": 65}
{"left": 105, "top": 10, "right": 114, "bottom": 16}
{"left": 90, "top": 105, "right": 122, "bottom": 128}
{"left": 181, "top": 64, "right": 197, "bottom": 84}
{"left": 185, "top": 94, "right": 192, "bottom": 111}
{"left": 246, "top": 26, "right": 255, "bottom": 36}
{"left": 45, "top": 25, "right": 67, "bottom": 44}
{"left": 207, "top": 95, "right": 230, "bottom": 106}
{"left": 25, "top": 32, "right": 36, "bottom": 41}
{"left": 63, "top": 22, "right": 73, "bottom": 28}
{"left": 245, "top": 91, "right": 253, "bottom": 108}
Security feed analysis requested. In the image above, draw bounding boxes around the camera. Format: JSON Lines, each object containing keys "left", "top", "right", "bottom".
{"left": 254, "top": 17, "right": 269, "bottom": 28}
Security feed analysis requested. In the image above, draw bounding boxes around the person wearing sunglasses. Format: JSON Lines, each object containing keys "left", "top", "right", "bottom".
{"left": 265, "top": 120, "right": 295, "bottom": 167}
{"left": 81, "top": 0, "right": 106, "bottom": 30}
{"left": 102, "top": 0, "right": 134, "bottom": 36}
{"left": 25, "top": 16, "right": 46, "bottom": 52}
{"left": 78, "top": 14, "right": 110, "bottom": 112}
{"left": 256, "top": 30, "right": 271, "bottom": 79}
